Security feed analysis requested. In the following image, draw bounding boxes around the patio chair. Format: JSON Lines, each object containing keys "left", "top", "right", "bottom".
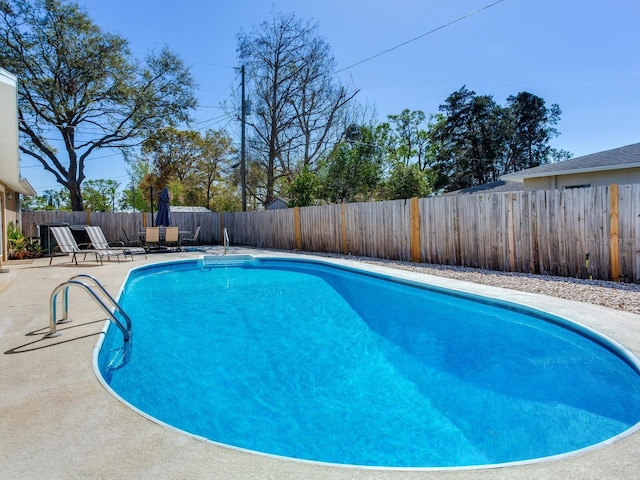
{"left": 181, "top": 225, "right": 201, "bottom": 246}
{"left": 85, "top": 226, "right": 147, "bottom": 260}
{"left": 49, "top": 226, "right": 122, "bottom": 266}
{"left": 121, "top": 227, "right": 144, "bottom": 247}
{"left": 144, "top": 227, "right": 161, "bottom": 251}
{"left": 163, "top": 226, "right": 180, "bottom": 251}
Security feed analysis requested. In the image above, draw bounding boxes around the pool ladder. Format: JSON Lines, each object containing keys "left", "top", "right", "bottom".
{"left": 223, "top": 227, "right": 229, "bottom": 254}
{"left": 45, "top": 274, "right": 132, "bottom": 344}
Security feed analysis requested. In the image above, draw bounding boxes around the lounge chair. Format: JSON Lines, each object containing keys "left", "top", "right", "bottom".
{"left": 181, "top": 225, "right": 201, "bottom": 247}
{"left": 85, "top": 226, "right": 147, "bottom": 260}
{"left": 163, "top": 226, "right": 180, "bottom": 251}
{"left": 48, "top": 226, "right": 122, "bottom": 265}
{"left": 144, "top": 227, "right": 161, "bottom": 251}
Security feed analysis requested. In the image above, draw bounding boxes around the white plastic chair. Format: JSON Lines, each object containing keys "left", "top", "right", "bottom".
{"left": 181, "top": 225, "right": 201, "bottom": 246}
{"left": 85, "top": 225, "right": 146, "bottom": 260}
{"left": 49, "top": 226, "right": 121, "bottom": 265}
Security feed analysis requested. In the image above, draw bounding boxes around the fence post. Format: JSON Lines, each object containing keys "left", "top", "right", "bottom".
{"left": 293, "top": 207, "right": 302, "bottom": 250}
{"left": 341, "top": 202, "right": 348, "bottom": 255}
{"left": 86, "top": 210, "right": 91, "bottom": 225}
{"left": 410, "top": 197, "right": 421, "bottom": 263}
{"left": 610, "top": 184, "right": 620, "bottom": 281}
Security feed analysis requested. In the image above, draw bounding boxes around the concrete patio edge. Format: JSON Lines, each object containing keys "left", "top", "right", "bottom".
{"left": 1, "top": 247, "right": 639, "bottom": 479}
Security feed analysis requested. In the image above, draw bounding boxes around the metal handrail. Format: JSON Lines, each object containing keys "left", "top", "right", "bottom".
{"left": 223, "top": 227, "right": 229, "bottom": 254}
{"left": 46, "top": 274, "right": 132, "bottom": 342}
{"left": 69, "top": 274, "right": 132, "bottom": 331}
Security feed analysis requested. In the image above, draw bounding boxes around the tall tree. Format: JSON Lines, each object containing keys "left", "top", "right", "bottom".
{"left": 22, "top": 188, "right": 69, "bottom": 210}
{"left": 378, "top": 109, "right": 430, "bottom": 170}
{"left": 237, "top": 11, "right": 356, "bottom": 206}
{"left": 431, "top": 86, "right": 506, "bottom": 191}
{"left": 286, "top": 165, "right": 321, "bottom": 207}
{"left": 381, "top": 164, "right": 430, "bottom": 200}
{"left": 82, "top": 179, "right": 119, "bottom": 212}
{"left": 142, "top": 127, "right": 203, "bottom": 185}
{"left": 0, "top": 0, "right": 196, "bottom": 210}
{"left": 430, "top": 87, "right": 569, "bottom": 193}
{"left": 141, "top": 128, "right": 237, "bottom": 210}
{"left": 321, "top": 125, "right": 383, "bottom": 203}
{"left": 503, "top": 92, "right": 564, "bottom": 173}
{"left": 121, "top": 152, "right": 152, "bottom": 212}
{"left": 196, "top": 129, "right": 236, "bottom": 210}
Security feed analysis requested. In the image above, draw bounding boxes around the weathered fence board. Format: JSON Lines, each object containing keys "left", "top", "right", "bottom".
{"left": 299, "top": 204, "right": 342, "bottom": 254}
{"left": 343, "top": 200, "right": 411, "bottom": 261}
{"left": 619, "top": 184, "right": 640, "bottom": 282}
{"left": 20, "top": 183, "right": 639, "bottom": 282}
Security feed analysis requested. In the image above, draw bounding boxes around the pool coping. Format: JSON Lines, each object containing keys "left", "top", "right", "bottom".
{"left": 1, "top": 246, "right": 640, "bottom": 479}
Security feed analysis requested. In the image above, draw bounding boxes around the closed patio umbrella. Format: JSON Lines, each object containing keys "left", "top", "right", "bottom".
{"left": 155, "top": 187, "right": 171, "bottom": 227}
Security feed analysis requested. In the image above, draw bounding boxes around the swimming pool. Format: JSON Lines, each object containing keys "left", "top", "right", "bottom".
{"left": 96, "top": 255, "right": 640, "bottom": 468}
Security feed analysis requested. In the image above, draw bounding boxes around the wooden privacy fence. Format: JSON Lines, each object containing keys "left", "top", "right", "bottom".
{"left": 21, "top": 183, "right": 640, "bottom": 282}
{"left": 21, "top": 211, "right": 223, "bottom": 246}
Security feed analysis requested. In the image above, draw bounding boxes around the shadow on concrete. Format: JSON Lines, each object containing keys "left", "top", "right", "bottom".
{"left": 4, "top": 319, "right": 105, "bottom": 355}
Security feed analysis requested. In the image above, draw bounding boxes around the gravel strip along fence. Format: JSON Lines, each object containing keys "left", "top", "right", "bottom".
{"left": 302, "top": 252, "right": 640, "bottom": 315}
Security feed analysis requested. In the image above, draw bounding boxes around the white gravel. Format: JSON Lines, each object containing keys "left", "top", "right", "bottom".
{"left": 307, "top": 253, "right": 640, "bottom": 315}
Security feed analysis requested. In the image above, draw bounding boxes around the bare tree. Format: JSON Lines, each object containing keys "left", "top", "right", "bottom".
{"left": 237, "top": 11, "right": 357, "bottom": 206}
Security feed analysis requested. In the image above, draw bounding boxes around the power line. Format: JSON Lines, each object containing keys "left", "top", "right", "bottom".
{"left": 29, "top": 173, "right": 133, "bottom": 193}
{"left": 130, "top": 51, "right": 235, "bottom": 70}
{"left": 191, "top": 110, "right": 237, "bottom": 131}
{"left": 182, "top": 59, "right": 235, "bottom": 69}
{"left": 333, "top": 0, "right": 505, "bottom": 75}
{"left": 19, "top": 151, "right": 123, "bottom": 168}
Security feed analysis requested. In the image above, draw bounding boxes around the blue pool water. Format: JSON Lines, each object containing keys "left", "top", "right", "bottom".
{"left": 98, "top": 256, "right": 640, "bottom": 468}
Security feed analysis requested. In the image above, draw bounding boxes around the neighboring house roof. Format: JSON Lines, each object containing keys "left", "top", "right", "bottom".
{"left": 442, "top": 180, "right": 524, "bottom": 196}
{"left": 170, "top": 206, "right": 211, "bottom": 213}
{"left": 500, "top": 142, "right": 640, "bottom": 182}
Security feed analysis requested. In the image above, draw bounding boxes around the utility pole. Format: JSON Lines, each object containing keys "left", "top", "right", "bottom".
{"left": 240, "top": 65, "right": 247, "bottom": 212}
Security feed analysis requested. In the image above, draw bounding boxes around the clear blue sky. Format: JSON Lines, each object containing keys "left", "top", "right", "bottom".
{"left": 21, "top": 0, "right": 640, "bottom": 194}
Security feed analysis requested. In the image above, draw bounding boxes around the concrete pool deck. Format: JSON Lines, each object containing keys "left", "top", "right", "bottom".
{"left": 1, "top": 247, "right": 640, "bottom": 479}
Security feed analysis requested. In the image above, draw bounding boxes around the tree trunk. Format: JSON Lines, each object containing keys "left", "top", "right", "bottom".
{"left": 266, "top": 152, "right": 275, "bottom": 206}
{"left": 69, "top": 181, "right": 84, "bottom": 211}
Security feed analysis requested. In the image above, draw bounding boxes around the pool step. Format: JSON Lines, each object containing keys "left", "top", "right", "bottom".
{"left": 198, "top": 254, "right": 257, "bottom": 269}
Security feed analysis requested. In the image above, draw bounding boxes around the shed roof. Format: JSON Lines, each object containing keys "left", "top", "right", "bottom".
{"left": 170, "top": 206, "right": 211, "bottom": 213}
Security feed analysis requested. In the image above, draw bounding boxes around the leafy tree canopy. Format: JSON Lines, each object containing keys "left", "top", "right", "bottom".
{"left": 321, "top": 125, "right": 383, "bottom": 203}
{"left": 377, "top": 109, "right": 430, "bottom": 170}
{"left": 141, "top": 127, "right": 237, "bottom": 211}
{"left": 82, "top": 179, "right": 120, "bottom": 212}
{"left": 382, "top": 163, "right": 430, "bottom": 200}
{"left": 21, "top": 188, "right": 70, "bottom": 210}
{"left": 286, "top": 165, "right": 322, "bottom": 207}
{"left": 0, "top": 0, "right": 197, "bottom": 210}
{"left": 430, "top": 86, "right": 568, "bottom": 193}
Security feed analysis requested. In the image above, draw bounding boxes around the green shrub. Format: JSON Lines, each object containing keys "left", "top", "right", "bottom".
{"left": 7, "top": 222, "right": 43, "bottom": 259}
